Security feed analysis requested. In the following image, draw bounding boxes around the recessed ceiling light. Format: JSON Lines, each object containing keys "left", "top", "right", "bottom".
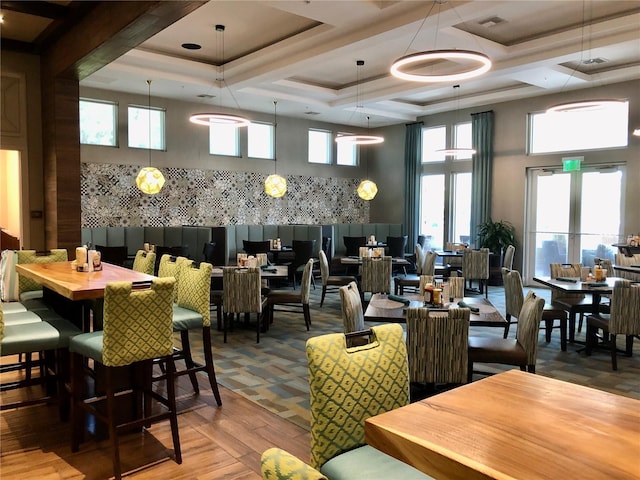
{"left": 182, "top": 43, "right": 201, "bottom": 50}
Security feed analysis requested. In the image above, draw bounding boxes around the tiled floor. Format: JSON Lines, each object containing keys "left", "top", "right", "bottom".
{"left": 189, "top": 281, "right": 640, "bottom": 430}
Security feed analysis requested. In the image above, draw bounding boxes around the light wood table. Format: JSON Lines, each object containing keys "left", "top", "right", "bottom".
{"left": 365, "top": 370, "right": 640, "bottom": 480}
{"left": 16, "top": 261, "right": 156, "bottom": 301}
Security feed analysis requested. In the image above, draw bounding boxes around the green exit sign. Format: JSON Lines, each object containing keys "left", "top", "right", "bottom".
{"left": 562, "top": 156, "right": 583, "bottom": 172}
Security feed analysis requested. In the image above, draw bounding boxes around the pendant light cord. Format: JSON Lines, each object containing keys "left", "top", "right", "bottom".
{"left": 273, "top": 100, "right": 278, "bottom": 173}
{"left": 147, "top": 79, "right": 152, "bottom": 167}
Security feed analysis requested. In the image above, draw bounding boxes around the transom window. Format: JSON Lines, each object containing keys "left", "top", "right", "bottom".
{"left": 128, "top": 105, "right": 165, "bottom": 150}
{"left": 308, "top": 129, "right": 332, "bottom": 164}
{"left": 80, "top": 98, "right": 117, "bottom": 147}
{"left": 422, "top": 126, "right": 446, "bottom": 163}
{"left": 210, "top": 123, "right": 240, "bottom": 157}
{"left": 248, "top": 121, "right": 274, "bottom": 159}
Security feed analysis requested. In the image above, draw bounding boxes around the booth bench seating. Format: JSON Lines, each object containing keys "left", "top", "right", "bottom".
{"left": 323, "top": 223, "right": 404, "bottom": 273}
{"left": 212, "top": 225, "right": 323, "bottom": 266}
{"left": 81, "top": 226, "right": 213, "bottom": 264}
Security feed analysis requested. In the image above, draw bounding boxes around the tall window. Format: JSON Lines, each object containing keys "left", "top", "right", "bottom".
{"left": 80, "top": 99, "right": 117, "bottom": 146}
{"left": 451, "top": 172, "right": 472, "bottom": 243}
{"left": 248, "top": 121, "right": 274, "bottom": 159}
{"left": 308, "top": 129, "right": 331, "bottom": 164}
{"left": 529, "top": 101, "right": 628, "bottom": 154}
{"left": 454, "top": 122, "right": 473, "bottom": 160}
{"left": 420, "top": 175, "right": 445, "bottom": 251}
{"left": 128, "top": 105, "right": 165, "bottom": 150}
{"left": 210, "top": 123, "right": 240, "bottom": 156}
{"left": 422, "top": 125, "right": 446, "bottom": 163}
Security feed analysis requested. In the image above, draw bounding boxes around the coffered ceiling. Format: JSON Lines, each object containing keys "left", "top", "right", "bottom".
{"left": 2, "top": 0, "right": 639, "bottom": 127}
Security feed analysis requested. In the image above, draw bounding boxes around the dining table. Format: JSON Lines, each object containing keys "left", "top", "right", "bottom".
{"left": 613, "top": 264, "right": 640, "bottom": 276}
{"left": 533, "top": 275, "right": 620, "bottom": 316}
{"left": 365, "top": 369, "right": 640, "bottom": 480}
{"left": 211, "top": 264, "right": 289, "bottom": 278}
{"left": 364, "top": 293, "right": 507, "bottom": 329}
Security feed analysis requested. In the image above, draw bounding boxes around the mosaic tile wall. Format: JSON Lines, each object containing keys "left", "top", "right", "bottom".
{"left": 81, "top": 163, "right": 369, "bottom": 227}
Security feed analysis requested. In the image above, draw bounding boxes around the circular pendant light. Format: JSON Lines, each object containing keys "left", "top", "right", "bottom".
{"left": 390, "top": 50, "right": 492, "bottom": 83}
{"left": 357, "top": 179, "right": 378, "bottom": 201}
{"left": 546, "top": 99, "right": 625, "bottom": 114}
{"left": 435, "top": 85, "right": 476, "bottom": 157}
{"left": 189, "top": 25, "right": 250, "bottom": 127}
{"left": 136, "top": 80, "right": 165, "bottom": 195}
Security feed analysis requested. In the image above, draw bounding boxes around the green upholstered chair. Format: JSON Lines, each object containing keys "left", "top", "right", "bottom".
{"left": 264, "top": 259, "right": 313, "bottom": 334}
{"left": 318, "top": 250, "right": 356, "bottom": 307}
{"left": 360, "top": 256, "right": 392, "bottom": 300}
{"left": 132, "top": 249, "right": 156, "bottom": 275}
{"left": 16, "top": 249, "right": 68, "bottom": 308}
{"left": 501, "top": 268, "right": 568, "bottom": 350}
{"left": 222, "top": 266, "right": 266, "bottom": 343}
{"left": 1, "top": 302, "right": 27, "bottom": 314}
{"left": 158, "top": 254, "right": 193, "bottom": 302}
{"left": 468, "top": 290, "right": 545, "bottom": 382}
{"left": 550, "top": 263, "right": 594, "bottom": 342}
{"left": 306, "top": 324, "right": 431, "bottom": 479}
{"left": 395, "top": 247, "right": 438, "bottom": 295}
{"left": 1, "top": 302, "right": 80, "bottom": 417}
{"left": 586, "top": 280, "right": 640, "bottom": 370}
{"left": 261, "top": 447, "right": 327, "bottom": 480}
{"left": 170, "top": 260, "right": 222, "bottom": 405}
{"left": 338, "top": 281, "right": 364, "bottom": 335}
{"left": 69, "top": 278, "right": 181, "bottom": 480}
{"left": 406, "top": 307, "right": 470, "bottom": 386}
{"left": 460, "top": 248, "right": 490, "bottom": 298}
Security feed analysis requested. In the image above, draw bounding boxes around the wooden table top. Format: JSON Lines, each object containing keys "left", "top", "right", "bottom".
{"left": 340, "top": 256, "right": 410, "bottom": 265}
{"left": 15, "top": 261, "right": 156, "bottom": 301}
{"left": 211, "top": 265, "right": 289, "bottom": 278}
{"left": 533, "top": 275, "right": 621, "bottom": 294}
{"left": 365, "top": 370, "right": 640, "bottom": 480}
{"left": 364, "top": 293, "right": 507, "bottom": 328}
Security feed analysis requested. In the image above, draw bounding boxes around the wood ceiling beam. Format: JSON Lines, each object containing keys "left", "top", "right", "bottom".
{"left": 0, "top": 1, "right": 68, "bottom": 20}
{"left": 41, "top": 0, "right": 207, "bottom": 81}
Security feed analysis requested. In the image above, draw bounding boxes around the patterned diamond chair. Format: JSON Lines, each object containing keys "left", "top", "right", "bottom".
{"left": 158, "top": 254, "right": 193, "bottom": 302}
{"left": 360, "top": 256, "right": 392, "bottom": 301}
{"left": 16, "top": 249, "right": 68, "bottom": 308}
{"left": 550, "top": 263, "right": 594, "bottom": 342}
{"left": 264, "top": 259, "right": 314, "bottom": 333}
{"left": 318, "top": 250, "right": 356, "bottom": 307}
{"left": 68, "top": 278, "right": 181, "bottom": 480}
{"left": 501, "top": 268, "right": 568, "bottom": 350}
{"left": 586, "top": 280, "right": 640, "bottom": 370}
{"left": 169, "top": 260, "right": 222, "bottom": 405}
{"left": 261, "top": 324, "right": 433, "bottom": 480}
{"left": 132, "top": 249, "right": 156, "bottom": 275}
{"left": 406, "top": 307, "right": 470, "bottom": 386}
{"left": 468, "top": 290, "right": 545, "bottom": 382}
{"left": 222, "top": 266, "right": 266, "bottom": 343}
{"left": 261, "top": 447, "right": 327, "bottom": 480}
{"left": 1, "top": 303, "right": 80, "bottom": 418}
{"left": 460, "top": 248, "right": 490, "bottom": 298}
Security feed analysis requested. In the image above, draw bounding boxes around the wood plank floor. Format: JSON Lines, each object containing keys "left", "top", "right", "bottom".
{"left": 1, "top": 364, "right": 311, "bottom": 479}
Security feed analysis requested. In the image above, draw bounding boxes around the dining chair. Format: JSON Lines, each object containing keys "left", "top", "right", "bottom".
{"left": 222, "top": 266, "right": 267, "bottom": 343}
{"left": 502, "top": 244, "right": 515, "bottom": 270}
{"left": 16, "top": 249, "right": 68, "bottom": 307}
{"left": 169, "top": 260, "right": 222, "bottom": 405}
{"left": 343, "top": 236, "right": 366, "bottom": 257}
{"left": 69, "top": 278, "right": 181, "bottom": 480}
{"left": 289, "top": 239, "right": 316, "bottom": 288}
{"left": 243, "top": 240, "right": 272, "bottom": 257}
{"left": 386, "top": 235, "right": 408, "bottom": 275}
{"left": 132, "top": 249, "right": 156, "bottom": 275}
{"left": 260, "top": 324, "right": 429, "bottom": 480}
{"left": 448, "top": 276, "right": 465, "bottom": 299}
{"left": 460, "top": 248, "right": 490, "bottom": 298}
{"left": 202, "top": 241, "right": 216, "bottom": 263}
{"left": 406, "top": 306, "right": 470, "bottom": 388}
{"left": 158, "top": 254, "right": 193, "bottom": 302}
{"left": 395, "top": 248, "right": 438, "bottom": 295}
{"left": 1, "top": 303, "right": 80, "bottom": 418}
{"left": 264, "top": 259, "right": 313, "bottom": 332}
{"left": 318, "top": 250, "right": 356, "bottom": 307}
{"left": 339, "top": 281, "right": 365, "bottom": 335}
{"left": 613, "top": 253, "right": 640, "bottom": 281}
{"left": 502, "top": 268, "right": 568, "bottom": 350}
{"left": 586, "top": 280, "right": 640, "bottom": 370}
{"left": 549, "top": 263, "right": 595, "bottom": 342}
{"left": 468, "top": 290, "right": 545, "bottom": 382}
{"left": 95, "top": 245, "right": 128, "bottom": 267}
{"left": 360, "top": 256, "right": 392, "bottom": 301}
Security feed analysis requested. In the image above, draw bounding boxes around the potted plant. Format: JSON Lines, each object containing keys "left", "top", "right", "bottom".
{"left": 476, "top": 219, "right": 517, "bottom": 259}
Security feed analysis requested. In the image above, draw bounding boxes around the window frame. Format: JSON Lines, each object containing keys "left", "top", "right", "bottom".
{"left": 247, "top": 121, "right": 275, "bottom": 160}
{"left": 308, "top": 128, "right": 333, "bottom": 164}
{"left": 127, "top": 104, "right": 166, "bottom": 151}
{"left": 209, "top": 122, "right": 241, "bottom": 157}
{"left": 79, "top": 98, "right": 118, "bottom": 147}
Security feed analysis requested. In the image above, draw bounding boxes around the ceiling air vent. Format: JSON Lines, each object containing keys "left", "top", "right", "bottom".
{"left": 197, "top": 94, "right": 215, "bottom": 99}
{"left": 478, "top": 16, "right": 505, "bottom": 27}
{"left": 583, "top": 57, "right": 607, "bottom": 65}
{"left": 304, "top": 111, "right": 320, "bottom": 115}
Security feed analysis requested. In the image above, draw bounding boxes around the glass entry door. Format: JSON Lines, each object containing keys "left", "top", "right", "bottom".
{"left": 524, "top": 165, "right": 624, "bottom": 283}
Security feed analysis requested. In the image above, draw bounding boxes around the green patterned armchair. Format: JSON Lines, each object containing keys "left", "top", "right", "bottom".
{"left": 158, "top": 254, "right": 193, "bottom": 302}
{"left": 68, "top": 277, "right": 181, "bottom": 480}
{"left": 586, "top": 280, "right": 640, "bottom": 370}
{"left": 406, "top": 307, "right": 470, "bottom": 385}
{"left": 170, "top": 260, "right": 222, "bottom": 404}
{"left": 132, "top": 249, "right": 156, "bottom": 275}
{"left": 16, "top": 249, "right": 68, "bottom": 303}
{"left": 262, "top": 324, "right": 431, "bottom": 480}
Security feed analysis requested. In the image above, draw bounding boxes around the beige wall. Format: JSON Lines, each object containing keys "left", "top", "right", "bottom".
{"left": 372, "top": 79, "right": 640, "bottom": 256}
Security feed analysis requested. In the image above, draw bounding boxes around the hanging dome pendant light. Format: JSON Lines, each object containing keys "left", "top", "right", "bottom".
{"left": 189, "top": 24, "right": 250, "bottom": 127}
{"left": 335, "top": 60, "right": 384, "bottom": 145}
{"left": 265, "top": 100, "right": 287, "bottom": 198}
{"left": 136, "top": 80, "right": 165, "bottom": 195}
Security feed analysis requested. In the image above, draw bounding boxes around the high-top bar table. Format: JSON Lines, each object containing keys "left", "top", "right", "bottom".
{"left": 365, "top": 370, "right": 640, "bottom": 480}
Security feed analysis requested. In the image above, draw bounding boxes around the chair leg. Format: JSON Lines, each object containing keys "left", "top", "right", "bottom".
{"left": 180, "top": 330, "right": 200, "bottom": 394}
{"left": 560, "top": 317, "right": 567, "bottom": 352}
{"left": 303, "top": 304, "right": 311, "bottom": 330}
{"left": 585, "top": 323, "right": 595, "bottom": 356}
{"left": 164, "top": 355, "right": 182, "bottom": 464}
{"left": 611, "top": 333, "right": 618, "bottom": 370}
{"left": 467, "top": 358, "right": 473, "bottom": 383}
{"left": 202, "top": 326, "right": 222, "bottom": 406}
{"left": 545, "top": 319, "right": 553, "bottom": 343}
{"left": 503, "top": 314, "right": 511, "bottom": 339}
{"left": 70, "top": 352, "right": 84, "bottom": 453}
{"left": 105, "top": 367, "right": 122, "bottom": 480}
{"left": 320, "top": 286, "right": 327, "bottom": 307}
